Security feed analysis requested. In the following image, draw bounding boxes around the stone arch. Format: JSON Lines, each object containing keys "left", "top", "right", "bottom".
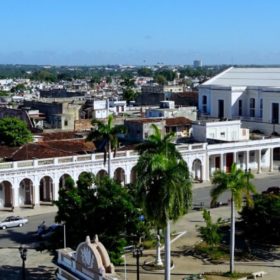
{"left": 39, "top": 176, "right": 53, "bottom": 203}
{"left": 19, "top": 178, "right": 34, "bottom": 206}
{"left": 114, "top": 167, "right": 125, "bottom": 185}
{"left": 96, "top": 169, "right": 108, "bottom": 181}
{"left": 130, "top": 166, "right": 137, "bottom": 184}
{"left": 0, "top": 180, "right": 13, "bottom": 208}
{"left": 59, "top": 174, "right": 73, "bottom": 189}
{"left": 192, "top": 159, "right": 203, "bottom": 182}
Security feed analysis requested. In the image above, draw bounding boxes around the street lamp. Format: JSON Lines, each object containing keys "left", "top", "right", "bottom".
{"left": 63, "top": 222, "right": 67, "bottom": 248}
{"left": 133, "top": 245, "right": 143, "bottom": 280}
{"left": 19, "top": 245, "right": 27, "bottom": 280}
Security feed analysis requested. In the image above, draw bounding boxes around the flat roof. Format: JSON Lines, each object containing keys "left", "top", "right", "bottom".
{"left": 202, "top": 67, "right": 280, "bottom": 87}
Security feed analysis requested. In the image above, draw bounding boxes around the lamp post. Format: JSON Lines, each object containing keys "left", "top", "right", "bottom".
{"left": 63, "top": 222, "right": 67, "bottom": 248}
{"left": 19, "top": 245, "right": 27, "bottom": 280}
{"left": 133, "top": 245, "right": 143, "bottom": 280}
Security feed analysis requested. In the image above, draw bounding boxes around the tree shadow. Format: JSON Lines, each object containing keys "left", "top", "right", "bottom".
{"left": 2, "top": 228, "right": 37, "bottom": 246}
{"left": 0, "top": 265, "right": 56, "bottom": 280}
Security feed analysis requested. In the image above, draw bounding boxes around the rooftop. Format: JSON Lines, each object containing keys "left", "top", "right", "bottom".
{"left": 202, "top": 67, "right": 280, "bottom": 87}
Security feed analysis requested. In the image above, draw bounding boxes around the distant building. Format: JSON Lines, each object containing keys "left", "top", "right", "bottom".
{"left": 191, "top": 120, "right": 249, "bottom": 142}
{"left": 24, "top": 100, "right": 82, "bottom": 130}
{"left": 124, "top": 116, "right": 192, "bottom": 142}
{"left": 136, "top": 84, "right": 198, "bottom": 106}
{"left": 109, "top": 100, "right": 126, "bottom": 116}
{"left": 0, "top": 107, "right": 44, "bottom": 132}
{"left": 193, "top": 60, "right": 202, "bottom": 68}
{"left": 198, "top": 67, "right": 280, "bottom": 135}
{"left": 145, "top": 100, "right": 197, "bottom": 121}
{"left": 92, "top": 100, "right": 109, "bottom": 119}
{"left": 40, "top": 88, "right": 85, "bottom": 101}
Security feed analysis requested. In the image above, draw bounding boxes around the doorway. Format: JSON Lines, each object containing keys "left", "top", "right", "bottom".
{"left": 272, "top": 103, "right": 279, "bottom": 124}
{"left": 218, "top": 100, "right": 224, "bottom": 119}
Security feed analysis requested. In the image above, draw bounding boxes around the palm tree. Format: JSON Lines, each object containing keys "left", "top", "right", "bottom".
{"left": 87, "top": 115, "right": 126, "bottom": 178}
{"left": 136, "top": 124, "right": 192, "bottom": 280}
{"left": 211, "top": 163, "right": 256, "bottom": 273}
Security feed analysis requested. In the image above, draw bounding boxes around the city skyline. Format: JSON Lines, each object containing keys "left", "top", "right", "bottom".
{"left": 1, "top": 0, "right": 280, "bottom": 65}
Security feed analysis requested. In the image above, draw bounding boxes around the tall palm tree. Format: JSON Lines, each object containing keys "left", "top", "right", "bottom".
{"left": 87, "top": 114, "right": 126, "bottom": 178}
{"left": 211, "top": 163, "right": 256, "bottom": 273}
{"left": 136, "top": 124, "right": 192, "bottom": 280}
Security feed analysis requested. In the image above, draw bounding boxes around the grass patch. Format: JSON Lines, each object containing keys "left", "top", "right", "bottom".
{"left": 142, "top": 239, "right": 156, "bottom": 249}
{"left": 194, "top": 242, "right": 229, "bottom": 261}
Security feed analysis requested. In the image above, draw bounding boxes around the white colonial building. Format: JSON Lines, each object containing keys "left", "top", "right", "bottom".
{"left": 0, "top": 133, "right": 279, "bottom": 211}
{"left": 198, "top": 67, "right": 280, "bottom": 135}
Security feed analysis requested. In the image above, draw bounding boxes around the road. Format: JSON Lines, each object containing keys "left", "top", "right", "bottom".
{"left": 0, "top": 173, "right": 279, "bottom": 248}
{"left": 192, "top": 173, "right": 280, "bottom": 207}
{"left": 0, "top": 212, "right": 56, "bottom": 248}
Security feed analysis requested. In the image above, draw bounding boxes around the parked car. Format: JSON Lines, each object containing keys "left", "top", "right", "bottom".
{"left": 0, "top": 216, "right": 28, "bottom": 229}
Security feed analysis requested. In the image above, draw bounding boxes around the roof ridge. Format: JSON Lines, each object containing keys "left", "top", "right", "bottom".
{"left": 201, "top": 66, "right": 233, "bottom": 86}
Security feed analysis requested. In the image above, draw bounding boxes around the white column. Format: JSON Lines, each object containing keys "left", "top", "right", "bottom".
{"left": 257, "top": 149, "right": 262, "bottom": 174}
{"left": 233, "top": 152, "right": 237, "bottom": 164}
{"left": 220, "top": 154, "right": 224, "bottom": 171}
{"left": 12, "top": 186, "right": 19, "bottom": 207}
{"left": 270, "top": 148, "right": 274, "bottom": 172}
{"left": 246, "top": 150, "right": 249, "bottom": 170}
{"left": 34, "top": 183, "right": 40, "bottom": 206}
{"left": 53, "top": 180, "right": 59, "bottom": 201}
{"left": 205, "top": 155, "right": 209, "bottom": 181}
{"left": 125, "top": 173, "right": 130, "bottom": 185}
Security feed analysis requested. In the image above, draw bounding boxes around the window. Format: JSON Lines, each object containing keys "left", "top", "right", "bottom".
{"left": 238, "top": 100, "right": 242, "bottom": 116}
{"left": 220, "top": 132, "right": 225, "bottom": 137}
{"left": 64, "top": 120, "right": 68, "bottom": 126}
{"left": 260, "top": 99, "right": 263, "bottom": 118}
{"left": 249, "top": 98, "right": 255, "bottom": 117}
{"left": 202, "top": 95, "right": 207, "bottom": 113}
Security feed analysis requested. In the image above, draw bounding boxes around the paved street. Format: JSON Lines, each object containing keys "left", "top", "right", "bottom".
{"left": 0, "top": 212, "right": 56, "bottom": 248}
{"left": 0, "top": 172, "right": 279, "bottom": 279}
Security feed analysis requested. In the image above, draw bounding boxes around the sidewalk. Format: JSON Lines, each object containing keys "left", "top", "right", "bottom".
{"left": 116, "top": 207, "right": 280, "bottom": 280}
{"left": 0, "top": 206, "right": 279, "bottom": 279}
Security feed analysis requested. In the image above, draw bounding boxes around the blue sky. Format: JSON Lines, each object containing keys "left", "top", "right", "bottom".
{"left": 1, "top": 0, "right": 280, "bottom": 65}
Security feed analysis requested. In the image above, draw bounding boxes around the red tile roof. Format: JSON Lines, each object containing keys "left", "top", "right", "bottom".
{"left": 165, "top": 117, "right": 192, "bottom": 126}
{"left": 40, "top": 131, "right": 80, "bottom": 141}
{"left": 0, "top": 139, "right": 95, "bottom": 161}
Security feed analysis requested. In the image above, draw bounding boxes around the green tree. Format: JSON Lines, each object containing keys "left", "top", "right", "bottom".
{"left": 198, "top": 209, "right": 223, "bottom": 248}
{"left": 154, "top": 69, "right": 176, "bottom": 82}
{"left": 240, "top": 192, "right": 280, "bottom": 244}
{"left": 211, "top": 164, "right": 256, "bottom": 273}
{"left": 136, "top": 124, "right": 192, "bottom": 280}
{"left": 154, "top": 74, "right": 167, "bottom": 85}
{"left": 90, "top": 75, "right": 101, "bottom": 85}
{"left": 0, "top": 117, "right": 33, "bottom": 146}
{"left": 31, "top": 70, "right": 57, "bottom": 82}
{"left": 120, "top": 77, "right": 135, "bottom": 87}
{"left": 55, "top": 173, "right": 147, "bottom": 264}
{"left": 106, "top": 76, "right": 112, "bottom": 84}
{"left": 138, "top": 67, "right": 153, "bottom": 77}
{"left": 0, "top": 91, "right": 9, "bottom": 97}
{"left": 122, "top": 87, "right": 138, "bottom": 102}
{"left": 11, "top": 83, "right": 26, "bottom": 93}
{"left": 87, "top": 115, "right": 126, "bottom": 177}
